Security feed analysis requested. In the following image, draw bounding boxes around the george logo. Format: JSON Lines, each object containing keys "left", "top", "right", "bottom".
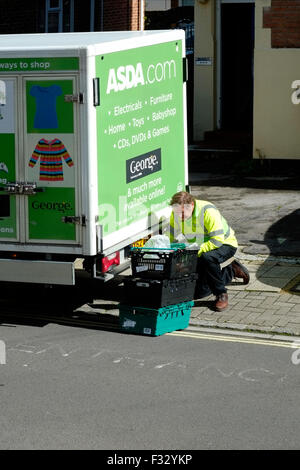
{"left": 31, "top": 200, "right": 73, "bottom": 213}
{"left": 126, "top": 148, "right": 161, "bottom": 183}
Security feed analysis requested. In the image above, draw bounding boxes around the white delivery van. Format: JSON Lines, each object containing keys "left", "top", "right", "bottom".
{"left": 0, "top": 31, "right": 188, "bottom": 285}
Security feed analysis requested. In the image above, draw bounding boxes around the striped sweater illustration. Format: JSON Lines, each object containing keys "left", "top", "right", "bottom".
{"left": 29, "top": 138, "right": 74, "bottom": 181}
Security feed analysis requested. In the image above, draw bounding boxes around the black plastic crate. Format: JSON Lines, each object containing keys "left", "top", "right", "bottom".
{"left": 130, "top": 247, "right": 199, "bottom": 279}
{"left": 124, "top": 273, "right": 198, "bottom": 308}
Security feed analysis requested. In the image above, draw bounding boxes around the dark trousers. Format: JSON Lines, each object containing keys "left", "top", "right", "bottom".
{"left": 194, "top": 244, "right": 237, "bottom": 298}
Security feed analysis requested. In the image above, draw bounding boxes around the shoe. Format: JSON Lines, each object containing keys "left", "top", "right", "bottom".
{"left": 232, "top": 260, "right": 250, "bottom": 285}
{"left": 215, "top": 293, "right": 228, "bottom": 311}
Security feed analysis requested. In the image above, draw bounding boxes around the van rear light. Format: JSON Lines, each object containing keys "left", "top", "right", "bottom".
{"left": 101, "top": 251, "right": 120, "bottom": 273}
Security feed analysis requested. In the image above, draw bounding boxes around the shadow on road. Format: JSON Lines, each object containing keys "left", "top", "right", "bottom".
{"left": 250, "top": 209, "right": 300, "bottom": 257}
{"left": 188, "top": 152, "right": 300, "bottom": 190}
{"left": 188, "top": 154, "right": 300, "bottom": 295}
{"left": 250, "top": 209, "right": 300, "bottom": 294}
{"left": 0, "top": 275, "right": 126, "bottom": 332}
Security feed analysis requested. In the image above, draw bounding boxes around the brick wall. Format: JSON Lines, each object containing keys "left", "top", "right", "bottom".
{"left": 103, "top": 0, "right": 142, "bottom": 31}
{"left": 130, "top": 0, "right": 142, "bottom": 30}
{"left": 263, "top": 0, "right": 300, "bottom": 47}
{"left": 0, "top": 0, "right": 143, "bottom": 34}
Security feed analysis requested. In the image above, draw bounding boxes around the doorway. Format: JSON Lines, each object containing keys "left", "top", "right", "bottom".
{"left": 220, "top": 2, "right": 255, "bottom": 132}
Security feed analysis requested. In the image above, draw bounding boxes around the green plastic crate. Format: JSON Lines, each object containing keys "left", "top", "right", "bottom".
{"left": 119, "top": 301, "right": 194, "bottom": 336}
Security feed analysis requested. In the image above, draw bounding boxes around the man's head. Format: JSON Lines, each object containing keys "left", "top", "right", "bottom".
{"left": 170, "top": 191, "right": 195, "bottom": 221}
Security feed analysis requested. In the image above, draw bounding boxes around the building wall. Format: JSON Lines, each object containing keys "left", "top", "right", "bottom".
{"left": 103, "top": 0, "right": 142, "bottom": 31}
{"left": 74, "top": 0, "right": 142, "bottom": 32}
{"left": 253, "top": 0, "right": 300, "bottom": 159}
{"left": 193, "top": 0, "right": 300, "bottom": 159}
{"left": 0, "top": 0, "right": 41, "bottom": 33}
{"left": 74, "top": 3, "right": 91, "bottom": 32}
{"left": 0, "top": 0, "right": 142, "bottom": 34}
{"left": 263, "top": 0, "right": 300, "bottom": 48}
{"left": 193, "top": 1, "right": 215, "bottom": 141}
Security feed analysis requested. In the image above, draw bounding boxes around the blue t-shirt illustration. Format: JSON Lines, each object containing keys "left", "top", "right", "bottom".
{"left": 30, "top": 85, "right": 62, "bottom": 129}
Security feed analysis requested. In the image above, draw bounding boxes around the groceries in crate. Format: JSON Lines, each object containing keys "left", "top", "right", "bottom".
{"left": 120, "top": 237, "right": 198, "bottom": 336}
{"left": 175, "top": 233, "right": 199, "bottom": 250}
{"left": 143, "top": 234, "right": 170, "bottom": 249}
{"left": 130, "top": 243, "right": 199, "bottom": 279}
{"left": 143, "top": 234, "right": 199, "bottom": 251}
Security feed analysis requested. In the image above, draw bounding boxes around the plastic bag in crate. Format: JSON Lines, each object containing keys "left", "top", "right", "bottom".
{"left": 130, "top": 247, "right": 199, "bottom": 279}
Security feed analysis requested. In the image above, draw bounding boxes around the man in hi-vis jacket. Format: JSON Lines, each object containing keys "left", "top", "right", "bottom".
{"left": 166, "top": 191, "right": 249, "bottom": 311}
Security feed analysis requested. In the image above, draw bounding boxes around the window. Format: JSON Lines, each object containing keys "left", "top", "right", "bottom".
{"left": 45, "top": 0, "right": 74, "bottom": 32}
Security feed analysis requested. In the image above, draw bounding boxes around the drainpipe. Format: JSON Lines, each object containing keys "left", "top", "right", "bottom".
{"left": 140, "top": 0, "right": 144, "bottom": 31}
{"left": 90, "top": 0, "right": 95, "bottom": 31}
{"left": 100, "top": 0, "right": 104, "bottom": 31}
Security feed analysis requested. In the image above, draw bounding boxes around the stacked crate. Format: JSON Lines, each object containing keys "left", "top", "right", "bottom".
{"left": 119, "top": 245, "right": 199, "bottom": 336}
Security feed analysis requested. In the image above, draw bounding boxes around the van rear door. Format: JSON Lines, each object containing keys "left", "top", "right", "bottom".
{"left": 0, "top": 75, "right": 81, "bottom": 245}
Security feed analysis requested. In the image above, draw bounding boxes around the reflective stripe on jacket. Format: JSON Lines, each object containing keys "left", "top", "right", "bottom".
{"left": 168, "top": 200, "right": 238, "bottom": 256}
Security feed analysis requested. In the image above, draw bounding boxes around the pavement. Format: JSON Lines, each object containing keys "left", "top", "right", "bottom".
{"left": 187, "top": 152, "right": 300, "bottom": 337}
{"left": 189, "top": 249, "right": 300, "bottom": 337}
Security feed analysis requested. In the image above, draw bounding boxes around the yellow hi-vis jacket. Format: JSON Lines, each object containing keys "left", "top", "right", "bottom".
{"left": 168, "top": 200, "right": 238, "bottom": 256}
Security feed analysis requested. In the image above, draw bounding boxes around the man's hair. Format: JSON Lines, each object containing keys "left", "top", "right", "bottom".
{"left": 170, "top": 191, "right": 195, "bottom": 206}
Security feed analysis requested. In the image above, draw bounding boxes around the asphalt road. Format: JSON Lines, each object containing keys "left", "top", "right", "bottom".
{"left": 0, "top": 171, "right": 299, "bottom": 451}
{"left": 0, "top": 313, "right": 299, "bottom": 450}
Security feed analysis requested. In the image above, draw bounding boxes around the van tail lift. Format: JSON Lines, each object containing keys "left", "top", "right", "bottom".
{"left": 0, "top": 182, "right": 45, "bottom": 195}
